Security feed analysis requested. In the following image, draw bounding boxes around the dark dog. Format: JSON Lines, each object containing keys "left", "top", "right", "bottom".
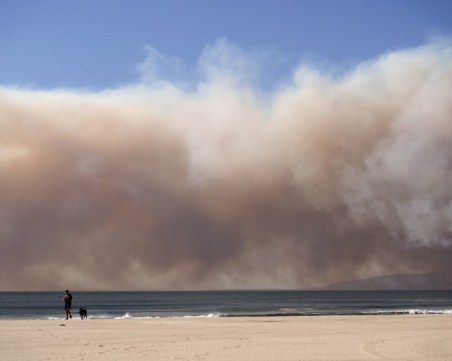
{"left": 79, "top": 308, "right": 88, "bottom": 319}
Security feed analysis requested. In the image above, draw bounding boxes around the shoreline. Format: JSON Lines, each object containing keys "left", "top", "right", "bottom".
{"left": 2, "top": 309, "right": 452, "bottom": 321}
{"left": 1, "top": 310, "right": 452, "bottom": 321}
{"left": 1, "top": 314, "right": 451, "bottom": 360}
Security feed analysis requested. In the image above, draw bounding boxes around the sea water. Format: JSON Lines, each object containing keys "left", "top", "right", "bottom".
{"left": 0, "top": 290, "right": 451, "bottom": 320}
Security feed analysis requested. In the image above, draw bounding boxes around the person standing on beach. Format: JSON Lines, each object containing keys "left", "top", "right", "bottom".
{"left": 63, "top": 290, "right": 72, "bottom": 319}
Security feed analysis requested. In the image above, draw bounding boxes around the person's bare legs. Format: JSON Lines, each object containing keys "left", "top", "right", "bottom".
{"left": 65, "top": 305, "right": 72, "bottom": 319}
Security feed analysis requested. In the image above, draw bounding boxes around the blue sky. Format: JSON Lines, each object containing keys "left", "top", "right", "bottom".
{"left": 1, "top": 0, "right": 451, "bottom": 90}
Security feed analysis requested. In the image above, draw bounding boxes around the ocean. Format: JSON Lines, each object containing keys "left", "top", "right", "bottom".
{"left": 1, "top": 290, "right": 451, "bottom": 320}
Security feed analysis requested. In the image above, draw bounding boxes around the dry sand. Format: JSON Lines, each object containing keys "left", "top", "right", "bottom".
{"left": 1, "top": 315, "right": 451, "bottom": 361}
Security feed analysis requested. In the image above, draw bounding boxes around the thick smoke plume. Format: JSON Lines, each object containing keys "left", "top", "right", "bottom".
{"left": 1, "top": 41, "right": 452, "bottom": 290}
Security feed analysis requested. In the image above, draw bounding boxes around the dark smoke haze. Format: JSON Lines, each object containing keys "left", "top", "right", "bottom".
{"left": 1, "top": 41, "right": 452, "bottom": 290}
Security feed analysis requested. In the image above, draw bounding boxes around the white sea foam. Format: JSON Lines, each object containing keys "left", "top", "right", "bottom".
{"left": 371, "top": 309, "right": 452, "bottom": 315}
{"left": 113, "top": 312, "right": 220, "bottom": 319}
{"left": 407, "top": 309, "right": 452, "bottom": 315}
{"left": 115, "top": 312, "right": 133, "bottom": 319}
{"left": 114, "top": 312, "right": 159, "bottom": 319}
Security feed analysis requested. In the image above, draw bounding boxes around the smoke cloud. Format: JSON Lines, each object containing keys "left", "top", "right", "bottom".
{"left": 1, "top": 40, "right": 452, "bottom": 290}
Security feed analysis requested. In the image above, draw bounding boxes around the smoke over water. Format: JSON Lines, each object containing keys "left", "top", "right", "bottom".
{"left": 1, "top": 40, "right": 452, "bottom": 290}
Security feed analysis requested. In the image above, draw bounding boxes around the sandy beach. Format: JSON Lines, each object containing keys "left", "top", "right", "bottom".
{"left": 1, "top": 315, "right": 451, "bottom": 361}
